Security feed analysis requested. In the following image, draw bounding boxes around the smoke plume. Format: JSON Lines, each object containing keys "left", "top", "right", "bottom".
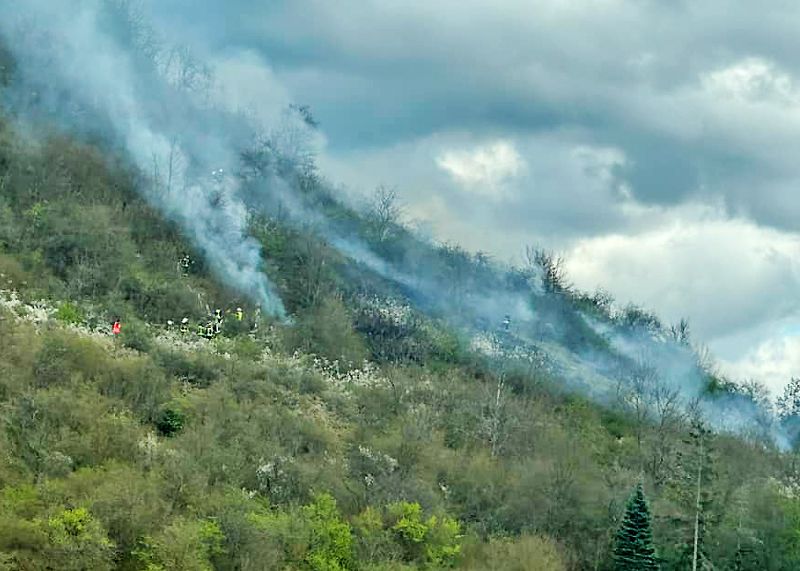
{"left": 0, "top": 0, "right": 286, "bottom": 317}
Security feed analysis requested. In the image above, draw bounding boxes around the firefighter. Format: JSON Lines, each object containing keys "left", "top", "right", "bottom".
{"left": 196, "top": 322, "right": 205, "bottom": 337}
{"left": 167, "top": 319, "right": 174, "bottom": 330}
{"left": 179, "top": 254, "right": 191, "bottom": 274}
{"left": 502, "top": 314, "right": 511, "bottom": 332}
{"left": 235, "top": 307, "right": 244, "bottom": 321}
{"left": 205, "top": 321, "right": 215, "bottom": 339}
{"left": 214, "top": 309, "right": 223, "bottom": 335}
{"left": 180, "top": 317, "right": 189, "bottom": 335}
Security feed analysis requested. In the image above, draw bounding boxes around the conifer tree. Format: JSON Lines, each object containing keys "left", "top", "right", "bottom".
{"left": 613, "top": 483, "right": 659, "bottom": 570}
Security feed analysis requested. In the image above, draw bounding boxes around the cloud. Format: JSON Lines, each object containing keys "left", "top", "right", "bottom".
{"left": 701, "top": 57, "right": 797, "bottom": 104}
{"left": 719, "top": 333, "right": 800, "bottom": 395}
{"left": 436, "top": 140, "right": 525, "bottom": 198}
{"left": 565, "top": 209, "right": 800, "bottom": 343}
{"left": 320, "top": 131, "right": 636, "bottom": 253}
{"left": 141, "top": 0, "right": 800, "bottom": 391}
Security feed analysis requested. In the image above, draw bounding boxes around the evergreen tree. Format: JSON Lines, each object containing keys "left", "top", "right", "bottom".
{"left": 614, "top": 483, "right": 659, "bottom": 570}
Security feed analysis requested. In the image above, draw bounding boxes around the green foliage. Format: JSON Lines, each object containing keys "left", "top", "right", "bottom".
{"left": 34, "top": 330, "right": 107, "bottom": 387}
{"left": 285, "top": 294, "right": 368, "bottom": 366}
{"left": 302, "top": 494, "right": 355, "bottom": 571}
{"left": 662, "top": 422, "right": 716, "bottom": 568}
{"left": 119, "top": 318, "right": 154, "bottom": 352}
{"left": 156, "top": 407, "right": 185, "bottom": 436}
{"left": 135, "top": 517, "right": 225, "bottom": 571}
{"left": 120, "top": 273, "right": 205, "bottom": 324}
{"left": 55, "top": 301, "right": 84, "bottom": 325}
{"left": 352, "top": 501, "right": 462, "bottom": 568}
{"left": 460, "top": 534, "right": 565, "bottom": 571}
{"left": 220, "top": 314, "right": 252, "bottom": 337}
{"left": 46, "top": 506, "right": 114, "bottom": 552}
{"left": 153, "top": 348, "right": 221, "bottom": 387}
{"left": 249, "top": 493, "right": 354, "bottom": 570}
{"left": 0, "top": 504, "right": 115, "bottom": 571}
{"left": 390, "top": 502, "right": 429, "bottom": 544}
{"left": 0, "top": 252, "right": 27, "bottom": 288}
{"left": 613, "top": 484, "right": 659, "bottom": 571}
{"left": 98, "top": 356, "right": 171, "bottom": 423}
{"left": 1, "top": 100, "right": 800, "bottom": 571}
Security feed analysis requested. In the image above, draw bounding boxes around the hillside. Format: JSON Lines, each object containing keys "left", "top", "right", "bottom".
{"left": 1, "top": 12, "right": 800, "bottom": 571}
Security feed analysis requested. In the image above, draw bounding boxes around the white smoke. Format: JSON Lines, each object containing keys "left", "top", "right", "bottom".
{"left": 0, "top": 1, "right": 789, "bottom": 451}
{"left": 0, "top": 0, "right": 286, "bottom": 317}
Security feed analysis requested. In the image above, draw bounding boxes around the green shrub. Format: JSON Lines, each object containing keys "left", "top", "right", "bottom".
{"left": 248, "top": 493, "right": 354, "bottom": 571}
{"left": 460, "top": 534, "right": 565, "bottom": 571}
{"left": 284, "top": 295, "right": 368, "bottom": 366}
{"left": 0, "top": 503, "right": 116, "bottom": 571}
{"left": 34, "top": 331, "right": 106, "bottom": 387}
{"left": 120, "top": 319, "right": 153, "bottom": 352}
{"left": 99, "top": 357, "right": 171, "bottom": 423}
{"left": 0, "top": 251, "right": 27, "bottom": 288}
{"left": 221, "top": 315, "right": 251, "bottom": 338}
{"left": 134, "top": 517, "right": 225, "bottom": 571}
{"left": 55, "top": 301, "right": 84, "bottom": 325}
{"left": 153, "top": 349, "right": 220, "bottom": 387}
{"left": 156, "top": 407, "right": 185, "bottom": 437}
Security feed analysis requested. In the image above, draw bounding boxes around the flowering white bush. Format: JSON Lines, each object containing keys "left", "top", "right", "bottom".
{"left": 357, "top": 445, "right": 399, "bottom": 472}
{"left": 312, "top": 356, "right": 389, "bottom": 391}
{"left": 356, "top": 294, "right": 415, "bottom": 327}
{"left": 352, "top": 294, "right": 437, "bottom": 362}
{"left": 256, "top": 455, "right": 296, "bottom": 501}
{"left": 137, "top": 431, "right": 160, "bottom": 468}
{"left": 470, "top": 331, "right": 551, "bottom": 372}
{"left": 0, "top": 288, "right": 54, "bottom": 323}
{"left": 470, "top": 332, "right": 504, "bottom": 358}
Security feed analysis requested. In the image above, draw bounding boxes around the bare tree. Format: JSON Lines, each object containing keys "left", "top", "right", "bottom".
{"left": 159, "top": 45, "right": 212, "bottom": 95}
{"left": 649, "top": 377, "right": 685, "bottom": 486}
{"left": 150, "top": 138, "right": 185, "bottom": 199}
{"left": 269, "top": 108, "right": 318, "bottom": 178}
{"left": 617, "top": 358, "right": 659, "bottom": 451}
{"left": 617, "top": 355, "right": 685, "bottom": 485}
{"left": 295, "top": 236, "right": 330, "bottom": 308}
{"left": 368, "top": 185, "right": 403, "bottom": 243}
{"left": 483, "top": 372, "right": 509, "bottom": 457}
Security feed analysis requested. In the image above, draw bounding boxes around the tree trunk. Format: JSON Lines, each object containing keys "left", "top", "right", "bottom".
{"left": 692, "top": 438, "right": 703, "bottom": 571}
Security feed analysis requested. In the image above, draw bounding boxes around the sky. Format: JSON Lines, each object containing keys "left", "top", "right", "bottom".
{"left": 142, "top": 0, "right": 800, "bottom": 394}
